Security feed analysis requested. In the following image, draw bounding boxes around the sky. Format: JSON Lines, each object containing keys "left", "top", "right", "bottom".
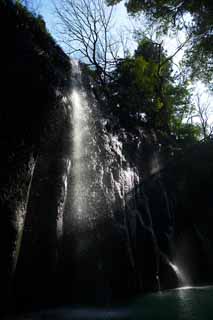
{"left": 45, "top": 0, "right": 137, "bottom": 59}
{"left": 35, "top": 0, "right": 131, "bottom": 46}
{"left": 28, "top": 0, "right": 213, "bottom": 129}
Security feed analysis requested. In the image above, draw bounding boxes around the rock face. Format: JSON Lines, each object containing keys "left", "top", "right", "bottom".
{"left": 12, "top": 57, "right": 177, "bottom": 309}
{"left": 0, "top": 1, "right": 71, "bottom": 313}
{"left": 2, "top": 1, "right": 213, "bottom": 316}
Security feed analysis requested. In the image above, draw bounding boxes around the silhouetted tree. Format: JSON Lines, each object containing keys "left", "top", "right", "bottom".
{"left": 55, "top": 0, "right": 120, "bottom": 86}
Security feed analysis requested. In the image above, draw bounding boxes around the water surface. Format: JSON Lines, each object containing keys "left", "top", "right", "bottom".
{"left": 6, "top": 286, "right": 213, "bottom": 319}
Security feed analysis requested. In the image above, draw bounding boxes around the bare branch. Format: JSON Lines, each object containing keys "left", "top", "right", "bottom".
{"left": 54, "top": 0, "right": 119, "bottom": 85}
{"left": 187, "top": 93, "right": 213, "bottom": 140}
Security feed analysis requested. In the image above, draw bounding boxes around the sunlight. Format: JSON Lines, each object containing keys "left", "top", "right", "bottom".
{"left": 71, "top": 61, "right": 90, "bottom": 224}
{"left": 168, "top": 261, "right": 189, "bottom": 287}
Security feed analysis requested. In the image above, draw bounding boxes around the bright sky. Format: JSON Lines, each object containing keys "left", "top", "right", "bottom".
{"left": 36, "top": 0, "right": 132, "bottom": 46}
{"left": 32, "top": 0, "right": 213, "bottom": 129}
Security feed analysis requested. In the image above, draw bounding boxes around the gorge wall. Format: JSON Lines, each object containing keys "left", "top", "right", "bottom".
{"left": 0, "top": 1, "right": 71, "bottom": 312}
{"left": 1, "top": 1, "right": 213, "bottom": 315}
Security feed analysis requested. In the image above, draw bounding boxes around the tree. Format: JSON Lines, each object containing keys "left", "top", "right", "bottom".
{"left": 188, "top": 93, "right": 213, "bottom": 140}
{"left": 55, "top": 0, "right": 120, "bottom": 86}
{"left": 106, "top": 0, "right": 213, "bottom": 87}
{"left": 109, "top": 38, "right": 191, "bottom": 137}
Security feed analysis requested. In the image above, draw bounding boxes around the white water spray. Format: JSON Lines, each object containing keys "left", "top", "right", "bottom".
{"left": 71, "top": 60, "right": 92, "bottom": 225}
{"left": 168, "top": 261, "right": 188, "bottom": 287}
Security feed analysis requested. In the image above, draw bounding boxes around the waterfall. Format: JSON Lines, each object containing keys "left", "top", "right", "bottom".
{"left": 62, "top": 60, "right": 142, "bottom": 303}
{"left": 70, "top": 60, "right": 96, "bottom": 227}
{"left": 64, "top": 59, "right": 179, "bottom": 300}
{"left": 167, "top": 260, "right": 189, "bottom": 287}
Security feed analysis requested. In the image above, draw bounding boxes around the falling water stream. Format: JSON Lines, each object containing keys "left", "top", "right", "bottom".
{"left": 66, "top": 60, "right": 143, "bottom": 303}
{"left": 69, "top": 60, "right": 106, "bottom": 229}
{"left": 71, "top": 60, "right": 93, "bottom": 225}
{"left": 168, "top": 261, "right": 189, "bottom": 287}
{"left": 68, "top": 61, "right": 182, "bottom": 296}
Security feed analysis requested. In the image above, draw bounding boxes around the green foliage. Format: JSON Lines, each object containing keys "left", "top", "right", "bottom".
{"left": 172, "top": 123, "right": 201, "bottom": 146}
{"left": 108, "top": 38, "right": 194, "bottom": 144}
{"left": 107, "top": 0, "right": 213, "bottom": 86}
{"left": 14, "top": 1, "right": 48, "bottom": 35}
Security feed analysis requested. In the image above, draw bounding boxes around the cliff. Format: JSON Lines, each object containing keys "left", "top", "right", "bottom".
{"left": 1, "top": 1, "right": 213, "bottom": 316}
{"left": 0, "top": 1, "right": 71, "bottom": 313}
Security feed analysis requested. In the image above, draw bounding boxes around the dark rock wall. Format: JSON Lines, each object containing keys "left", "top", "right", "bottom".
{"left": 0, "top": 1, "right": 71, "bottom": 313}
{"left": 2, "top": 1, "right": 213, "bottom": 316}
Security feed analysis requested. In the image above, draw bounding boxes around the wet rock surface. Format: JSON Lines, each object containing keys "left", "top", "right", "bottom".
{"left": 2, "top": 1, "right": 213, "bottom": 317}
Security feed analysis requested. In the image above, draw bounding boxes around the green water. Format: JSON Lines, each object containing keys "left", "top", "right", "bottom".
{"left": 6, "top": 286, "right": 213, "bottom": 319}
{"left": 131, "top": 286, "right": 213, "bottom": 319}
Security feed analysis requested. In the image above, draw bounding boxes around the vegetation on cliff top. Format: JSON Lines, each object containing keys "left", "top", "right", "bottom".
{"left": 106, "top": 0, "right": 213, "bottom": 88}
{"left": 55, "top": 0, "right": 212, "bottom": 149}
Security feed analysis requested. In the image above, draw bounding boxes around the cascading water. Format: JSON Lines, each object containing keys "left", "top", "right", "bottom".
{"left": 60, "top": 59, "right": 143, "bottom": 303}
{"left": 60, "top": 60, "right": 105, "bottom": 303}
{"left": 68, "top": 59, "right": 140, "bottom": 230}
{"left": 71, "top": 60, "right": 94, "bottom": 226}
{"left": 167, "top": 261, "right": 189, "bottom": 287}
{"left": 60, "top": 59, "right": 181, "bottom": 303}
